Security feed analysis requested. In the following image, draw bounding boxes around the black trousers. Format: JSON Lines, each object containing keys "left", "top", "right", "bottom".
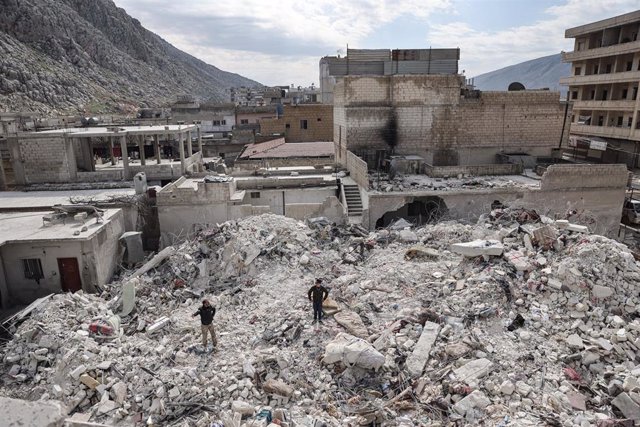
{"left": 313, "top": 300, "right": 323, "bottom": 320}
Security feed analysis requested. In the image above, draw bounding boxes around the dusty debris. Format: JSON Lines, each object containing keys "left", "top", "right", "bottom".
{"left": 1, "top": 210, "right": 640, "bottom": 426}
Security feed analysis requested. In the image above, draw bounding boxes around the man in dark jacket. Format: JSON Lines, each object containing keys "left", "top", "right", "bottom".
{"left": 193, "top": 299, "right": 217, "bottom": 350}
{"left": 308, "top": 278, "right": 329, "bottom": 323}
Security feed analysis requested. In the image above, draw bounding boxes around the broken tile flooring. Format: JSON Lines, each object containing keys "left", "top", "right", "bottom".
{"left": 1, "top": 210, "right": 640, "bottom": 426}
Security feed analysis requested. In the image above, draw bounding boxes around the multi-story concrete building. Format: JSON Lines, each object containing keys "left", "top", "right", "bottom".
{"left": 561, "top": 10, "right": 640, "bottom": 167}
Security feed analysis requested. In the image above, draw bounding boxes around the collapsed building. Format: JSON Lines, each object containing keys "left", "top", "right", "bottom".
{"left": 1, "top": 211, "right": 640, "bottom": 425}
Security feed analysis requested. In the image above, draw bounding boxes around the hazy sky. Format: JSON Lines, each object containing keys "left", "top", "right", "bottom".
{"left": 112, "top": 0, "right": 638, "bottom": 86}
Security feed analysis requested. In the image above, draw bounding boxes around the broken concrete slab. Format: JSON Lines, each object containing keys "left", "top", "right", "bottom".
{"left": 450, "top": 240, "right": 503, "bottom": 257}
{"left": 406, "top": 321, "right": 440, "bottom": 378}
{"left": 612, "top": 392, "right": 640, "bottom": 420}
{"left": 453, "top": 358, "right": 493, "bottom": 385}
{"left": 262, "top": 378, "right": 293, "bottom": 397}
{"left": 323, "top": 333, "right": 385, "bottom": 371}
{"left": 452, "top": 390, "right": 491, "bottom": 415}
{"left": 334, "top": 310, "right": 368, "bottom": 338}
{"left": 567, "top": 223, "right": 589, "bottom": 233}
{"left": 119, "top": 279, "right": 137, "bottom": 317}
{"left": 147, "top": 316, "right": 170, "bottom": 334}
{"left": 405, "top": 245, "right": 439, "bottom": 260}
{"left": 592, "top": 285, "right": 614, "bottom": 299}
{"left": 79, "top": 374, "right": 100, "bottom": 390}
{"left": 0, "top": 396, "right": 67, "bottom": 427}
{"left": 504, "top": 250, "right": 533, "bottom": 271}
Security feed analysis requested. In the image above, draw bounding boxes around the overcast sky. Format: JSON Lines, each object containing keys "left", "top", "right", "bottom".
{"left": 112, "top": 0, "right": 638, "bottom": 86}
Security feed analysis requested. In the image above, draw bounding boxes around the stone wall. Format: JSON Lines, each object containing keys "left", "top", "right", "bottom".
{"left": 540, "top": 164, "right": 629, "bottom": 190}
{"left": 10, "top": 135, "right": 77, "bottom": 184}
{"left": 366, "top": 164, "right": 626, "bottom": 237}
{"left": 259, "top": 104, "right": 333, "bottom": 142}
{"left": 333, "top": 75, "right": 571, "bottom": 166}
{"left": 345, "top": 150, "right": 369, "bottom": 189}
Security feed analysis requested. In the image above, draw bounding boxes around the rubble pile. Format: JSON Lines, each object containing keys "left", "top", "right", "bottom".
{"left": 2, "top": 211, "right": 640, "bottom": 426}
{"left": 369, "top": 173, "right": 537, "bottom": 193}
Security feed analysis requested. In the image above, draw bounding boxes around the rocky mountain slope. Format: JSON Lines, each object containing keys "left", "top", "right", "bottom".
{"left": 473, "top": 53, "right": 570, "bottom": 96}
{"left": 0, "top": 0, "right": 259, "bottom": 114}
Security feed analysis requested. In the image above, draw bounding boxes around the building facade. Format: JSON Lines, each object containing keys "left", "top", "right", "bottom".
{"left": 561, "top": 10, "right": 640, "bottom": 167}
{"left": 259, "top": 104, "right": 333, "bottom": 142}
{"left": 334, "top": 74, "right": 571, "bottom": 168}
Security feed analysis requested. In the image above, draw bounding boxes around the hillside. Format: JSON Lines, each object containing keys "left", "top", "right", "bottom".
{"left": 0, "top": 0, "right": 259, "bottom": 114}
{"left": 472, "top": 53, "right": 570, "bottom": 96}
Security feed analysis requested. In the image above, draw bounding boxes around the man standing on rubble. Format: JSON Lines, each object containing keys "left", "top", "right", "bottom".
{"left": 308, "top": 278, "right": 329, "bottom": 323}
{"left": 193, "top": 299, "right": 217, "bottom": 351}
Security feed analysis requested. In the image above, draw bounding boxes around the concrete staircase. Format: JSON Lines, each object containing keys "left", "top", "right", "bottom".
{"left": 343, "top": 184, "right": 363, "bottom": 216}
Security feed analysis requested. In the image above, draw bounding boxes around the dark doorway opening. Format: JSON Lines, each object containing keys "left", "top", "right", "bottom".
{"left": 375, "top": 196, "right": 449, "bottom": 228}
{"left": 57, "top": 258, "right": 82, "bottom": 293}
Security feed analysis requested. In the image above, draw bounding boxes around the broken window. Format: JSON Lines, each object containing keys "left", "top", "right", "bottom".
{"left": 623, "top": 89, "right": 628, "bottom": 99}
{"left": 618, "top": 116, "right": 624, "bottom": 126}
{"left": 285, "top": 123, "right": 290, "bottom": 129}
{"left": 23, "top": 258, "right": 43, "bottom": 283}
{"left": 575, "top": 67, "right": 581, "bottom": 76}
{"left": 571, "top": 91, "right": 578, "bottom": 100}
{"left": 605, "top": 64, "right": 612, "bottom": 73}
{"left": 300, "top": 120, "right": 308, "bottom": 130}
{"left": 250, "top": 192, "right": 260, "bottom": 199}
{"left": 627, "top": 61, "right": 633, "bottom": 71}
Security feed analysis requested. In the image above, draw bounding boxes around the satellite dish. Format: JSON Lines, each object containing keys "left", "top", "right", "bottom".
{"left": 508, "top": 82, "right": 526, "bottom": 91}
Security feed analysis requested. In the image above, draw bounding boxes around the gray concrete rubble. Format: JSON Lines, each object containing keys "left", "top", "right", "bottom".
{"left": 1, "top": 210, "right": 640, "bottom": 426}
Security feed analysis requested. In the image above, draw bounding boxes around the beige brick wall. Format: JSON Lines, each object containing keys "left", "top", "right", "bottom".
{"left": 260, "top": 104, "right": 333, "bottom": 142}
{"left": 334, "top": 75, "right": 571, "bottom": 166}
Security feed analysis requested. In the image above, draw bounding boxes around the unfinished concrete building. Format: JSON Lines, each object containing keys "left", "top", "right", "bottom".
{"left": 561, "top": 10, "right": 640, "bottom": 167}
{"left": 4, "top": 125, "right": 204, "bottom": 186}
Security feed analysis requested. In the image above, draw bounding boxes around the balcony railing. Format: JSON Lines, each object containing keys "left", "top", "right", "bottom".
{"left": 571, "top": 99, "right": 638, "bottom": 111}
{"left": 562, "top": 40, "right": 640, "bottom": 62}
{"left": 570, "top": 123, "right": 640, "bottom": 141}
{"left": 560, "top": 70, "right": 640, "bottom": 86}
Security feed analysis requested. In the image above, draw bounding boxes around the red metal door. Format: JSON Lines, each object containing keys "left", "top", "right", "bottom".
{"left": 57, "top": 258, "right": 82, "bottom": 293}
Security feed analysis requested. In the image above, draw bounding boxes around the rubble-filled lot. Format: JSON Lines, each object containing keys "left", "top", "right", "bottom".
{"left": 2, "top": 210, "right": 640, "bottom": 426}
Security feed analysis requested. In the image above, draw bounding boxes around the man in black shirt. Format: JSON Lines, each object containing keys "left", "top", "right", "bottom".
{"left": 308, "top": 278, "right": 329, "bottom": 323}
{"left": 193, "top": 299, "right": 217, "bottom": 350}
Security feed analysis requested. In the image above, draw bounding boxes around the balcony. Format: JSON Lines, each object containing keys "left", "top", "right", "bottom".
{"left": 560, "top": 70, "right": 640, "bottom": 86}
{"left": 562, "top": 40, "right": 640, "bottom": 62}
{"left": 571, "top": 99, "right": 638, "bottom": 111}
{"left": 570, "top": 124, "right": 640, "bottom": 141}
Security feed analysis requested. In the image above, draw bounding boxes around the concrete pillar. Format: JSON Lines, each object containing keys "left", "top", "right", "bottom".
{"left": 154, "top": 135, "right": 161, "bottom": 164}
{"left": 197, "top": 126, "right": 203, "bottom": 155}
{"left": 187, "top": 130, "right": 193, "bottom": 157}
{"left": 178, "top": 132, "right": 186, "bottom": 175}
{"left": 0, "top": 155, "right": 6, "bottom": 191}
{"left": 120, "top": 135, "right": 130, "bottom": 179}
{"left": 109, "top": 137, "right": 116, "bottom": 165}
{"left": 138, "top": 135, "right": 146, "bottom": 166}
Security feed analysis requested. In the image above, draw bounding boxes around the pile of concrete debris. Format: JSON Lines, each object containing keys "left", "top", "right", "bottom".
{"left": 2, "top": 210, "right": 640, "bottom": 426}
{"left": 369, "top": 173, "right": 538, "bottom": 193}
